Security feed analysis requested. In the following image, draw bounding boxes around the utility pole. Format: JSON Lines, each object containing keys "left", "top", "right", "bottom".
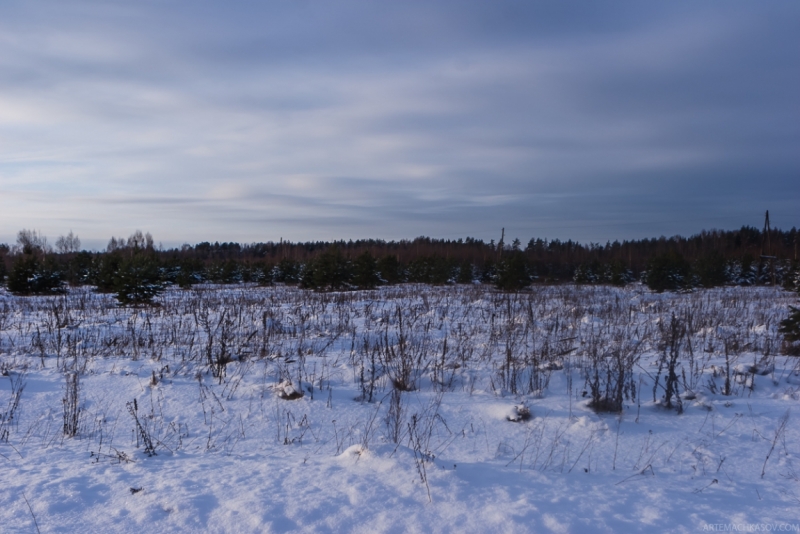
{"left": 498, "top": 228, "right": 505, "bottom": 261}
{"left": 761, "top": 210, "right": 776, "bottom": 286}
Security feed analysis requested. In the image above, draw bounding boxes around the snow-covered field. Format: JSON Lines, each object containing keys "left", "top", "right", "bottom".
{"left": 1, "top": 284, "right": 798, "bottom": 533}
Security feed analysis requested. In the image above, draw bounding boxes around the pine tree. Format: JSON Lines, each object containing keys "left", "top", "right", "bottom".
{"left": 495, "top": 252, "right": 531, "bottom": 291}
{"left": 645, "top": 251, "right": 691, "bottom": 292}
{"left": 301, "top": 247, "right": 351, "bottom": 290}
{"left": 93, "top": 252, "right": 123, "bottom": 292}
{"left": 66, "top": 251, "right": 94, "bottom": 286}
{"left": 377, "top": 255, "right": 403, "bottom": 284}
{"left": 694, "top": 252, "right": 728, "bottom": 288}
{"left": 779, "top": 306, "right": 800, "bottom": 343}
{"left": 353, "top": 251, "right": 380, "bottom": 289}
{"left": 7, "top": 255, "right": 65, "bottom": 295}
{"left": 456, "top": 261, "right": 474, "bottom": 284}
{"left": 114, "top": 254, "right": 164, "bottom": 306}
{"left": 174, "top": 259, "right": 205, "bottom": 288}
{"left": 274, "top": 258, "right": 301, "bottom": 284}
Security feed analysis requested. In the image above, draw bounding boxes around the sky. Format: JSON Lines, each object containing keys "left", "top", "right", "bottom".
{"left": 1, "top": 1, "right": 798, "bottom": 250}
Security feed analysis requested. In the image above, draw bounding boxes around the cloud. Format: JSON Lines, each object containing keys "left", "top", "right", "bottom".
{"left": 0, "top": 1, "right": 798, "bottom": 247}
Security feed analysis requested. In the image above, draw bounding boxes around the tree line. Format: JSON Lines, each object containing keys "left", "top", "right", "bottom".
{"left": 0, "top": 225, "right": 798, "bottom": 304}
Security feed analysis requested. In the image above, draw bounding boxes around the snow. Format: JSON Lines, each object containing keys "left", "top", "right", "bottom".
{"left": 0, "top": 284, "right": 798, "bottom": 533}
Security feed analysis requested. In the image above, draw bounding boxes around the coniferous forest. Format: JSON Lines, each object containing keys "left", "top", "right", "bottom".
{"left": 1, "top": 225, "right": 798, "bottom": 300}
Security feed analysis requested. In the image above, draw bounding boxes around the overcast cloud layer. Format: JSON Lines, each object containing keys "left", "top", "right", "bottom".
{"left": 1, "top": 1, "right": 798, "bottom": 248}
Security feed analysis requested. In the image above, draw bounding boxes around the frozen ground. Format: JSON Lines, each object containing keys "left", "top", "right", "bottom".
{"left": 0, "top": 284, "right": 798, "bottom": 533}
